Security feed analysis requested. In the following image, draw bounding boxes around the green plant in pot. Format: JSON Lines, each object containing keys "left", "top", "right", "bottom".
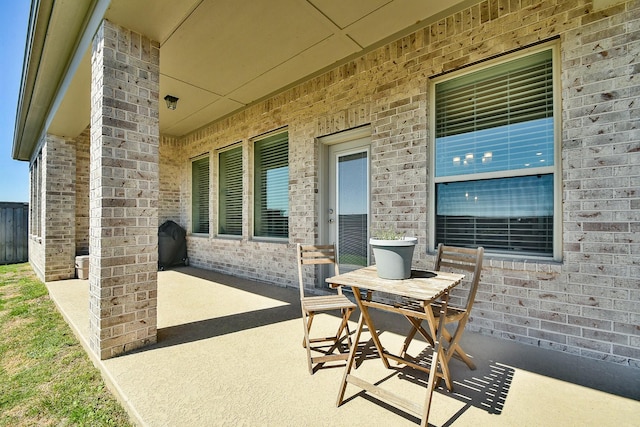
{"left": 370, "top": 228, "right": 417, "bottom": 279}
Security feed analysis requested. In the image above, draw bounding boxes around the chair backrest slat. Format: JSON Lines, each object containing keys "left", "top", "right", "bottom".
{"left": 297, "top": 243, "right": 340, "bottom": 299}
{"left": 301, "top": 258, "right": 335, "bottom": 265}
{"left": 438, "top": 259, "right": 476, "bottom": 272}
{"left": 434, "top": 244, "right": 484, "bottom": 313}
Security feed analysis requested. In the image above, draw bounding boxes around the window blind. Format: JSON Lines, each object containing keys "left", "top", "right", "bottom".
{"left": 254, "top": 132, "right": 289, "bottom": 238}
{"left": 219, "top": 146, "right": 243, "bottom": 236}
{"left": 192, "top": 156, "right": 210, "bottom": 234}
{"left": 436, "top": 175, "right": 554, "bottom": 256}
{"left": 435, "top": 50, "right": 553, "bottom": 138}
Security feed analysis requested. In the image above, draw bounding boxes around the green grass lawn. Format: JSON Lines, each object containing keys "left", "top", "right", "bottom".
{"left": 0, "top": 263, "right": 133, "bottom": 427}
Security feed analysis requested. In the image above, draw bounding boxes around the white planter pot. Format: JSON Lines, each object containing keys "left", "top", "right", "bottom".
{"left": 370, "top": 237, "right": 417, "bottom": 280}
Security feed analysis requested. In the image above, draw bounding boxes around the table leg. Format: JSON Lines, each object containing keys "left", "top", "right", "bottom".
{"left": 421, "top": 299, "right": 453, "bottom": 391}
{"left": 337, "top": 288, "right": 366, "bottom": 407}
{"left": 358, "top": 293, "right": 391, "bottom": 369}
{"left": 421, "top": 291, "right": 450, "bottom": 427}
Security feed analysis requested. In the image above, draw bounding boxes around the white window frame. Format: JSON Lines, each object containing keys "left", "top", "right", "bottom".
{"left": 428, "top": 41, "right": 562, "bottom": 261}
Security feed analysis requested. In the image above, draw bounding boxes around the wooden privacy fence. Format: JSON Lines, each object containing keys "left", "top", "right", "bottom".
{"left": 0, "top": 202, "right": 29, "bottom": 265}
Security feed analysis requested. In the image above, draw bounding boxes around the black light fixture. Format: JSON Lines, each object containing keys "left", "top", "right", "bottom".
{"left": 164, "top": 94, "right": 179, "bottom": 110}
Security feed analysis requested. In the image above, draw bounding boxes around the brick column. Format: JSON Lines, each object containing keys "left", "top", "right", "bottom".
{"left": 89, "top": 20, "right": 159, "bottom": 359}
{"left": 41, "top": 134, "right": 76, "bottom": 281}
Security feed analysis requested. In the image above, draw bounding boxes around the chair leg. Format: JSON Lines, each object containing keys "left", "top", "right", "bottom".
{"left": 399, "top": 317, "right": 435, "bottom": 358}
{"left": 318, "top": 307, "right": 354, "bottom": 356}
{"left": 399, "top": 324, "right": 419, "bottom": 358}
{"left": 337, "top": 307, "right": 354, "bottom": 350}
{"left": 302, "top": 312, "right": 316, "bottom": 348}
{"left": 442, "top": 325, "right": 476, "bottom": 370}
{"left": 402, "top": 318, "right": 477, "bottom": 371}
{"left": 344, "top": 308, "right": 354, "bottom": 349}
{"left": 302, "top": 308, "right": 355, "bottom": 374}
{"left": 301, "top": 310, "right": 314, "bottom": 374}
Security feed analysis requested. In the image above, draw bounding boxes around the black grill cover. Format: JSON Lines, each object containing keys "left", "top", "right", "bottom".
{"left": 158, "top": 220, "right": 188, "bottom": 270}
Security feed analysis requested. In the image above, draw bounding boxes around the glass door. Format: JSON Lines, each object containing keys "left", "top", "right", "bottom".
{"left": 327, "top": 141, "right": 370, "bottom": 274}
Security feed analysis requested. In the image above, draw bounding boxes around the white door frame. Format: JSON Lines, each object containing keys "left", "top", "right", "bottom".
{"left": 318, "top": 126, "right": 371, "bottom": 284}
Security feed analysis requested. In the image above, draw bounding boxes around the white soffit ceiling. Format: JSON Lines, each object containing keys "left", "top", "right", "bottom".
{"left": 50, "top": 0, "right": 470, "bottom": 138}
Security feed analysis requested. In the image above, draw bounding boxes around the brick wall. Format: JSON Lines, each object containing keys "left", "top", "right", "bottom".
{"left": 75, "top": 128, "right": 90, "bottom": 255}
{"left": 89, "top": 20, "right": 160, "bottom": 359}
{"left": 27, "top": 134, "right": 77, "bottom": 282}
{"left": 28, "top": 139, "right": 45, "bottom": 281}
{"left": 560, "top": 1, "right": 640, "bottom": 363}
{"left": 159, "top": 135, "right": 182, "bottom": 226}
{"left": 158, "top": 0, "right": 639, "bottom": 367}
{"left": 72, "top": 97, "right": 185, "bottom": 267}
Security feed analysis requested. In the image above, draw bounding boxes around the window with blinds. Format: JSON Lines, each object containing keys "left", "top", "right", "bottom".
{"left": 254, "top": 131, "right": 288, "bottom": 238}
{"left": 433, "top": 47, "right": 557, "bottom": 257}
{"left": 218, "top": 146, "right": 243, "bottom": 236}
{"left": 192, "top": 156, "right": 210, "bottom": 234}
{"left": 30, "top": 154, "right": 42, "bottom": 237}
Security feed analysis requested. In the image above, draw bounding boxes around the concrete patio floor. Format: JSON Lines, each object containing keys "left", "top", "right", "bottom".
{"left": 46, "top": 266, "right": 639, "bottom": 427}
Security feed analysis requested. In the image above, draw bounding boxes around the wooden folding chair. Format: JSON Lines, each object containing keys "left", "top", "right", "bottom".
{"left": 400, "top": 244, "right": 484, "bottom": 372}
{"left": 297, "top": 244, "right": 357, "bottom": 374}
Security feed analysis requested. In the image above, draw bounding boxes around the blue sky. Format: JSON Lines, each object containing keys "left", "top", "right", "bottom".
{"left": 0, "top": 2, "right": 31, "bottom": 202}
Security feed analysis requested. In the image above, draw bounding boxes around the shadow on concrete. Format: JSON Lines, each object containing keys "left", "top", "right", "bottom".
{"left": 154, "top": 305, "right": 300, "bottom": 349}
{"left": 339, "top": 337, "right": 515, "bottom": 425}
{"left": 136, "top": 266, "right": 639, "bottom": 406}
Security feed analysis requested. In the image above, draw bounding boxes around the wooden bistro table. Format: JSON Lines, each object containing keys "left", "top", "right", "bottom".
{"left": 326, "top": 265, "right": 465, "bottom": 427}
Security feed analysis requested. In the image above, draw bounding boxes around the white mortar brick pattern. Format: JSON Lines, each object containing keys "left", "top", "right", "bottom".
{"left": 28, "top": 136, "right": 45, "bottom": 282}
{"left": 38, "top": 135, "right": 77, "bottom": 282}
{"left": 154, "top": 0, "right": 639, "bottom": 367}
{"left": 159, "top": 136, "right": 182, "bottom": 225}
{"left": 89, "top": 20, "right": 160, "bottom": 360}
{"left": 76, "top": 129, "right": 90, "bottom": 255}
